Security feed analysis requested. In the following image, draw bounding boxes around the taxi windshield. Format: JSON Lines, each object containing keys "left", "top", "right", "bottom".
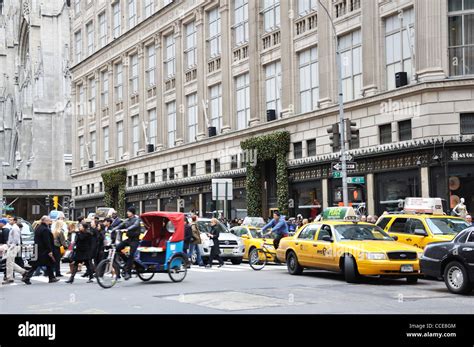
{"left": 250, "top": 229, "right": 274, "bottom": 239}
{"left": 335, "top": 224, "right": 393, "bottom": 241}
{"left": 425, "top": 218, "right": 470, "bottom": 235}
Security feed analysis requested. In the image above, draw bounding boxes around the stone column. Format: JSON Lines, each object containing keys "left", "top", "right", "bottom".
{"left": 174, "top": 22, "right": 184, "bottom": 146}
{"left": 415, "top": 0, "right": 447, "bottom": 81}
{"left": 317, "top": 0, "right": 337, "bottom": 107}
{"left": 322, "top": 178, "right": 329, "bottom": 209}
{"left": 220, "top": 1, "right": 232, "bottom": 133}
{"left": 138, "top": 43, "right": 146, "bottom": 150}
{"left": 155, "top": 34, "right": 165, "bottom": 151}
{"left": 122, "top": 53, "right": 130, "bottom": 158}
{"left": 279, "top": 0, "right": 295, "bottom": 118}
{"left": 366, "top": 173, "right": 375, "bottom": 215}
{"left": 421, "top": 167, "right": 430, "bottom": 198}
{"left": 195, "top": 9, "right": 207, "bottom": 140}
{"left": 361, "top": 0, "right": 380, "bottom": 96}
{"left": 248, "top": 0, "right": 261, "bottom": 127}
{"left": 107, "top": 63, "right": 114, "bottom": 161}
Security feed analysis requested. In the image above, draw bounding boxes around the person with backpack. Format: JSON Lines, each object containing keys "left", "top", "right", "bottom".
{"left": 188, "top": 215, "right": 204, "bottom": 267}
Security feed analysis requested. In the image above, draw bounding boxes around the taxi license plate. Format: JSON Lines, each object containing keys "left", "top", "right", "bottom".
{"left": 223, "top": 249, "right": 233, "bottom": 254}
{"left": 400, "top": 265, "right": 414, "bottom": 273}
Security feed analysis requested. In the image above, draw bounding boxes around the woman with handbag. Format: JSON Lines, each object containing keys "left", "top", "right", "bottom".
{"left": 52, "top": 220, "right": 68, "bottom": 278}
{"left": 206, "top": 218, "right": 224, "bottom": 268}
{"left": 66, "top": 222, "right": 94, "bottom": 284}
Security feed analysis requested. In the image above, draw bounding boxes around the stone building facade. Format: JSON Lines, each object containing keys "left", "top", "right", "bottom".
{"left": 0, "top": 0, "right": 72, "bottom": 220}
{"left": 70, "top": 0, "right": 474, "bottom": 219}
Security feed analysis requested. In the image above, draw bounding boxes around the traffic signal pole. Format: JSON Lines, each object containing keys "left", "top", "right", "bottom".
{"left": 319, "top": 0, "right": 348, "bottom": 206}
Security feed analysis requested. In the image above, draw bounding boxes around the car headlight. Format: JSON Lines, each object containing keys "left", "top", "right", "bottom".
{"left": 417, "top": 252, "right": 424, "bottom": 259}
{"left": 365, "top": 252, "right": 387, "bottom": 260}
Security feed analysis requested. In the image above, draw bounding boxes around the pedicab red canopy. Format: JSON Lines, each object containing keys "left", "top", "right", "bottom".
{"left": 140, "top": 211, "right": 185, "bottom": 243}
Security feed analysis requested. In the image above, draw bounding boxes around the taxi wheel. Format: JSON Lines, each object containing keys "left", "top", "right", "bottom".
{"left": 444, "top": 261, "right": 473, "bottom": 295}
{"left": 343, "top": 255, "right": 360, "bottom": 283}
{"left": 286, "top": 251, "right": 303, "bottom": 275}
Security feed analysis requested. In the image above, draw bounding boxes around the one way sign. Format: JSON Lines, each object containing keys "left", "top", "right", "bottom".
{"left": 332, "top": 161, "right": 357, "bottom": 171}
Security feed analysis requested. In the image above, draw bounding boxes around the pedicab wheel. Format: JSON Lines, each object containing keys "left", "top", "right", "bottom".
{"left": 95, "top": 259, "right": 119, "bottom": 289}
{"left": 249, "top": 248, "right": 267, "bottom": 271}
{"left": 168, "top": 255, "right": 187, "bottom": 283}
{"left": 137, "top": 272, "right": 155, "bottom": 282}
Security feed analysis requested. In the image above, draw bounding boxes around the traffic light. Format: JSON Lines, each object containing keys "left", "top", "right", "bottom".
{"left": 45, "top": 195, "right": 50, "bottom": 207}
{"left": 53, "top": 196, "right": 59, "bottom": 209}
{"left": 345, "top": 119, "right": 359, "bottom": 149}
{"left": 327, "top": 123, "right": 341, "bottom": 152}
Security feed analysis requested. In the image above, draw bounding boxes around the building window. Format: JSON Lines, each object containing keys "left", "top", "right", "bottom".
{"left": 129, "top": 54, "right": 139, "bottom": 94}
{"left": 146, "top": 45, "right": 156, "bottom": 87}
{"left": 187, "top": 93, "right": 198, "bottom": 143}
{"left": 231, "top": 155, "right": 238, "bottom": 169}
{"left": 144, "top": 172, "right": 149, "bottom": 184}
{"left": 128, "top": 176, "right": 132, "bottom": 187}
{"left": 162, "top": 169, "right": 168, "bottom": 182}
{"left": 150, "top": 171, "right": 155, "bottom": 183}
{"left": 113, "top": 1, "right": 121, "bottom": 38}
{"left": 339, "top": 29, "right": 362, "bottom": 101}
{"left": 103, "top": 126, "right": 109, "bottom": 160}
{"left": 236, "top": 73, "right": 250, "bottom": 130}
{"left": 214, "top": 159, "right": 221, "bottom": 172}
{"left": 299, "top": 46, "right": 319, "bottom": 113}
{"left": 234, "top": 0, "right": 249, "bottom": 46}
{"left": 98, "top": 12, "right": 107, "bottom": 48}
{"left": 307, "top": 139, "right": 316, "bottom": 157}
{"left": 209, "top": 84, "right": 223, "bottom": 133}
{"left": 78, "top": 84, "right": 85, "bottom": 116}
{"left": 144, "top": 0, "right": 154, "bottom": 18}
{"left": 190, "top": 163, "right": 196, "bottom": 176}
{"left": 167, "top": 101, "right": 176, "bottom": 148}
{"left": 398, "top": 119, "right": 412, "bottom": 141}
{"left": 88, "top": 78, "right": 96, "bottom": 115}
{"left": 169, "top": 168, "right": 175, "bottom": 180}
{"left": 75, "top": 30, "right": 82, "bottom": 63}
{"left": 99, "top": 182, "right": 103, "bottom": 192}
{"left": 293, "top": 142, "right": 303, "bottom": 159}
{"left": 460, "top": 113, "right": 474, "bottom": 134}
{"left": 208, "top": 8, "right": 221, "bottom": 58}
{"left": 185, "top": 21, "right": 197, "bottom": 69}
{"left": 448, "top": 0, "right": 474, "bottom": 76}
{"left": 183, "top": 165, "right": 189, "bottom": 178}
{"left": 128, "top": 0, "right": 137, "bottom": 29}
{"left": 298, "top": 0, "right": 317, "bottom": 16}
{"left": 115, "top": 63, "right": 123, "bottom": 101}
{"left": 117, "top": 121, "right": 124, "bottom": 160}
{"left": 91, "top": 184, "right": 95, "bottom": 193}
{"left": 131, "top": 115, "right": 139, "bottom": 156}
{"left": 79, "top": 135, "right": 84, "bottom": 167}
{"left": 74, "top": 0, "right": 81, "bottom": 15}
{"left": 101, "top": 70, "right": 109, "bottom": 107}
{"left": 379, "top": 124, "right": 392, "bottom": 144}
{"left": 164, "top": 34, "right": 176, "bottom": 78}
{"left": 86, "top": 21, "right": 94, "bottom": 56}
{"left": 385, "top": 8, "right": 415, "bottom": 89}
{"left": 265, "top": 60, "right": 282, "bottom": 116}
{"left": 205, "top": 160, "right": 212, "bottom": 174}
{"left": 90, "top": 131, "right": 97, "bottom": 162}
{"left": 148, "top": 108, "right": 157, "bottom": 146}
{"left": 263, "top": 0, "right": 280, "bottom": 32}
{"left": 133, "top": 175, "right": 138, "bottom": 186}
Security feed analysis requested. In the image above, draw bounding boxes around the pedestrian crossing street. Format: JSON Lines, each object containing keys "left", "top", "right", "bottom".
{"left": 2, "top": 262, "right": 287, "bottom": 286}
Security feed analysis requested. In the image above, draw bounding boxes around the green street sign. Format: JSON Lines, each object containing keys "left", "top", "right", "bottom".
{"left": 332, "top": 171, "right": 342, "bottom": 178}
{"left": 3, "top": 206, "right": 14, "bottom": 211}
{"left": 347, "top": 177, "right": 365, "bottom": 184}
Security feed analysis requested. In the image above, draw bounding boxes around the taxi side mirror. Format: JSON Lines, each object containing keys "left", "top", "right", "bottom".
{"left": 392, "top": 235, "right": 399, "bottom": 241}
{"left": 414, "top": 229, "right": 428, "bottom": 237}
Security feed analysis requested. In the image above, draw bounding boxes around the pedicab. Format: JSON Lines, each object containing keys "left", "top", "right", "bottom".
{"left": 95, "top": 211, "right": 188, "bottom": 289}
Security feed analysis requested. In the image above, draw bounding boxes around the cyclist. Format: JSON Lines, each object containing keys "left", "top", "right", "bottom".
{"left": 261, "top": 211, "right": 289, "bottom": 250}
{"left": 111, "top": 207, "right": 141, "bottom": 280}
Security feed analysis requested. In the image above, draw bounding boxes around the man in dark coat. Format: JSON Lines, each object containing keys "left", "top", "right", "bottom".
{"left": 23, "top": 216, "right": 59, "bottom": 285}
{"left": 112, "top": 207, "right": 141, "bottom": 280}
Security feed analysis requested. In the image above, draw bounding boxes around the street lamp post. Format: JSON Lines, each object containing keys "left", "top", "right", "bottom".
{"left": 318, "top": 0, "right": 349, "bottom": 206}
{"left": 0, "top": 159, "right": 11, "bottom": 217}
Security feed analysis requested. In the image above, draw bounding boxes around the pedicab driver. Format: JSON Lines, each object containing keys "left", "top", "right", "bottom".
{"left": 111, "top": 207, "right": 141, "bottom": 280}
{"left": 261, "top": 211, "right": 289, "bottom": 250}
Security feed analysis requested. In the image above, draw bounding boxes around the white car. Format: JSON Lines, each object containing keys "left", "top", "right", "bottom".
{"left": 189, "top": 218, "right": 245, "bottom": 265}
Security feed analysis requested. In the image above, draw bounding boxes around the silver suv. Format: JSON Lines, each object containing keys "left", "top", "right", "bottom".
{"left": 190, "top": 218, "right": 244, "bottom": 265}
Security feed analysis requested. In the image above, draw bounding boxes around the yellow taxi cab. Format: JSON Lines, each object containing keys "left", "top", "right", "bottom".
{"left": 230, "top": 225, "right": 277, "bottom": 262}
{"left": 375, "top": 198, "right": 470, "bottom": 249}
{"left": 276, "top": 207, "right": 423, "bottom": 283}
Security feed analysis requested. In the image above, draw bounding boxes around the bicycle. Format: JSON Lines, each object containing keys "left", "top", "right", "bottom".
{"left": 248, "top": 238, "right": 278, "bottom": 271}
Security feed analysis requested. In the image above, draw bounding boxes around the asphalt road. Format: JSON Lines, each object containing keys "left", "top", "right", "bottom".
{"left": 1, "top": 262, "right": 473, "bottom": 314}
